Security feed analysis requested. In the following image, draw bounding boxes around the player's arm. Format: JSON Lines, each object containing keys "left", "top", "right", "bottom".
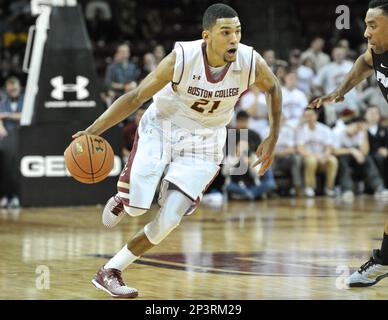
{"left": 310, "top": 48, "right": 374, "bottom": 108}
{"left": 251, "top": 53, "right": 282, "bottom": 176}
{"left": 73, "top": 52, "right": 175, "bottom": 138}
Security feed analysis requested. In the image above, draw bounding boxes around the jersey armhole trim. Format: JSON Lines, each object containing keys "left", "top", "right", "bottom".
{"left": 172, "top": 43, "right": 185, "bottom": 85}
{"left": 247, "top": 48, "right": 254, "bottom": 90}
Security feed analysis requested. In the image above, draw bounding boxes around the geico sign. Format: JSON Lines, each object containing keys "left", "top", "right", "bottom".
{"left": 20, "top": 156, "right": 122, "bottom": 178}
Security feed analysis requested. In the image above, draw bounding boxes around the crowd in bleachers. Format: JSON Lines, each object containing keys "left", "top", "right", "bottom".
{"left": 0, "top": 1, "right": 388, "bottom": 208}
{"left": 215, "top": 36, "right": 388, "bottom": 205}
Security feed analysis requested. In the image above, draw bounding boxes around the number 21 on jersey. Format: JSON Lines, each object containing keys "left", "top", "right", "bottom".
{"left": 190, "top": 99, "right": 221, "bottom": 114}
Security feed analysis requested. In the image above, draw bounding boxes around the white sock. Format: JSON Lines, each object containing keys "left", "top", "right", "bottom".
{"left": 104, "top": 245, "right": 139, "bottom": 271}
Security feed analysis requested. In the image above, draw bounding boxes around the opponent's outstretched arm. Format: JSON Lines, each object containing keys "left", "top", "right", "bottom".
{"left": 310, "top": 48, "right": 374, "bottom": 108}
{"left": 251, "top": 53, "right": 282, "bottom": 176}
{"left": 73, "top": 52, "right": 176, "bottom": 138}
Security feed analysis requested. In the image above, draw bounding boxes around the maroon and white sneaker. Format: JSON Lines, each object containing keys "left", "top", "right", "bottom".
{"left": 92, "top": 267, "right": 138, "bottom": 298}
{"left": 102, "top": 194, "right": 125, "bottom": 228}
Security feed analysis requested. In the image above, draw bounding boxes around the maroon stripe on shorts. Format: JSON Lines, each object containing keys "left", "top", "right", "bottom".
{"left": 117, "top": 186, "right": 129, "bottom": 193}
{"left": 117, "top": 129, "right": 140, "bottom": 203}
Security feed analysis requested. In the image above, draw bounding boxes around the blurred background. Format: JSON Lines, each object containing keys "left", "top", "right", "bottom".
{"left": 0, "top": 0, "right": 387, "bottom": 209}
{"left": 0, "top": 0, "right": 371, "bottom": 88}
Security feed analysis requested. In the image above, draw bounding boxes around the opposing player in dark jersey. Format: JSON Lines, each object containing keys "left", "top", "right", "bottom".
{"left": 310, "top": 0, "right": 388, "bottom": 287}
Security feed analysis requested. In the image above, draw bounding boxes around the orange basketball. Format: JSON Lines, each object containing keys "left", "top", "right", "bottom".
{"left": 64, "top": 134, "right": 114, "bottom": 184}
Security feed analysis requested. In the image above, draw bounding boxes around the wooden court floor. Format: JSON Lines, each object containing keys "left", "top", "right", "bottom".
{"left": 1, "top": 196, "right": 388, "bottom": 300}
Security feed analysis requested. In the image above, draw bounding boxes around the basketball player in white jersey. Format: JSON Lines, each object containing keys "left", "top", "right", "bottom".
{"left": 73, "top": 3, "right": 282, "bottom": 298}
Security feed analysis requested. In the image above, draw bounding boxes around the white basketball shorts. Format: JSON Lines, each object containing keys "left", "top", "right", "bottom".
{"left": 117, "top": 105, "right": 226, "bottom": 213}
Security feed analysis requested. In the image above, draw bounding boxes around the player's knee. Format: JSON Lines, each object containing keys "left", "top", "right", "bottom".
{"left": 164, "top": 213, "right": 182, "bottom": 230}
{"left": 173, "top": 214, "right": 183, "bottom": 227}
{"left": 157, "top": 212, "right": 182, "bottom": 236}
{"left": 144, "top": 213, "right": 182, "bottom": 245}
{"left": 124, "top": 205, "right": 147, "bottom": 217}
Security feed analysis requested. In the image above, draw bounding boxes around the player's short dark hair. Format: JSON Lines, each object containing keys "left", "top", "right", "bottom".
{"left": 202, "top": 3, "right": 238, "bottom": 30}
{"left": 369, "top": 0, "right": 388, "bottom": 15}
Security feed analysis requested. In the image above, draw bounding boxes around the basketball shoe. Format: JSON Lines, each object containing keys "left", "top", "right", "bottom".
{"left": 92, "top": 267, "right": 138, "bottom": 298}
{"left": 346, "top": 249, "right": 388, "bottom": 287}
{"left": 102, "top": 194, "right": 125, "bottom": 228}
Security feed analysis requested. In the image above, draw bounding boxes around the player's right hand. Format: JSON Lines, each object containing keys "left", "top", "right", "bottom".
{"left": 309, "top": 91, "right": 345, "bottom": 109}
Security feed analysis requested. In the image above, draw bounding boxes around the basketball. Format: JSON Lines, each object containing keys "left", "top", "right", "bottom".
{"left": 64, "top": 134, "right": 114, "bottom": 184}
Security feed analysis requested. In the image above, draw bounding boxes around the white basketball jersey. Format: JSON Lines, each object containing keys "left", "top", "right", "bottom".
{"left": 149, "top": 39, "right": 256, "bottom": 129}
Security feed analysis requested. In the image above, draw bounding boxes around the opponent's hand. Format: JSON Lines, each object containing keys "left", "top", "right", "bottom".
{"left": 309, "top": 91, "right": 344, "bottom": 109}
{"left": 251, "top": 136, "right": 277, "bottom": 176}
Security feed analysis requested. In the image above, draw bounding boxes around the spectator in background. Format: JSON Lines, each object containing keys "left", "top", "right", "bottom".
{"left": 1, "top": 16, "right": 28, "bottom": 83}
{"left": 271, "top": 117, "right": 302, "bottom": 196}
{"left": 301, "top": 37, "right": 330, "bottom": 72}
{"left": 115, "top": 0, "right": 137, "bottom": 38}
{"left": 223, "top": 112, "right": 276, "bottom": 200}
{"left": 104, "top": 43, "right": 140, "bottom": 99}
{"left": 85, "top": 0, "right": 112, "bottom": 21}
{"left": 313, "top": 46, "right": 360, "bottom": 126}
{"left": 85, "top": 0, "right": 112, "bottom": 42}
{"left": 237, "top": 87, "right": 268, "bottom": 139}
{"left": 223, "top": 140, "right": 276, "bottom": 200}
{"left": 333, "top": 117, "right": 388, "bottom": 201}
{"left": 281, "top": 70, "right": 308, "bottom": 128}
{"left": 288, "top": 49, "right": 315, "bottom": 97}
{"left": 153, "top": 44, "right": 166, "bottom": 65}
{"left": 0, "top": 76, "right": 24, "bottom": 208}
{"left": 139, "top": 52, "right": 157, "bottom": 81}
{"left": 234, "top": 110, "right": 261, "bottom": 152}
{"left": 332, "top": 108, "right": 356, "bottom": 136}
{"left": 262, "top": 49, "right": 277, "bottom": 71}
{"left": 274, "top": 60, "right": 288, "bottom": 85}
{"left": 365, "top": 105, "right": 388, "bottom": 188}
{"left": 337, "top": 38, "right": 357, "bottom": 61}
{"left": 296, "top": 108, "right": 338, "bottom": 197}
{"left": 358, "top": 77, "right": 388, "bottom": 122}
{"left": 302, "top": 56, "right": 315, "bottom": 73}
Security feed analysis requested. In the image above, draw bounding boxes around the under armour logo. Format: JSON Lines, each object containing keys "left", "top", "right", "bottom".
{"left": 103, "top": 276, "right": 113, "bottom": 286}
{"left": 50, "top": 76, "right": 89, "bottom": 100}
{"left": 92, "top": 138, "right": 104, "bottom": 152}
{"left": 381, "top": 63, "right": 388, "bottom": 69}
{"left": 193, "top": 75, "right": 201, "bottom": 80}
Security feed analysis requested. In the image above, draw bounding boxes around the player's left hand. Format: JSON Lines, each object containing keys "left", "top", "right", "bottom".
{"left": 252, "top": 136, "right": 276, "bottom": 176}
